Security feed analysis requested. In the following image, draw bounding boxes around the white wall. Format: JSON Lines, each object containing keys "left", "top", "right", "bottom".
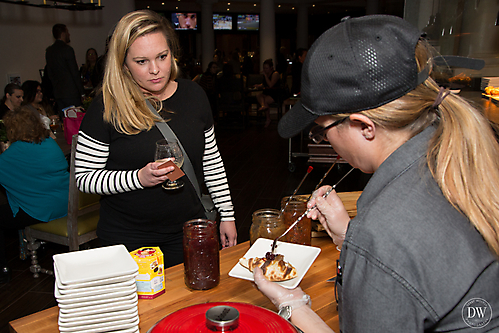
{"left": 0, "top": 0, "right": 135, "bottom": 87}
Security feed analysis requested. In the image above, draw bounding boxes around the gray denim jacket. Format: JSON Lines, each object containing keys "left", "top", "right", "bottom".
{"left": 338, "top": 125, "right": 499, "bottom": 332}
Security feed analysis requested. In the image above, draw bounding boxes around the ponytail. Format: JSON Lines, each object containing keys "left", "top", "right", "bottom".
{"left": 352, "top": 40, "right": 499, "bottom": 257}
{"left": 426, "top": 80, "right": 499, "bottom": 257}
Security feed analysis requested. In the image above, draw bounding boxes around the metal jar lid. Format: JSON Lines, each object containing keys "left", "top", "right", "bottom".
{"left": 205, "top": 305, "right": 240, "bottom": 331}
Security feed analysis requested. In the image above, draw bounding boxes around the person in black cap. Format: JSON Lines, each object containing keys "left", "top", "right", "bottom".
{"left": 253, "top": 15, "right": 499, "bottom": 332}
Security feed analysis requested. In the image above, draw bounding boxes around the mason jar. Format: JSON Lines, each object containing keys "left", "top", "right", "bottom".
{"left": 280, "top": 196, "right": 312, "bottom": 246}
{"left": 250, "top": 209, "right": 286, "bottom": 245}
{"left": 183, "top": 219, "right": 220, "bottom": 290}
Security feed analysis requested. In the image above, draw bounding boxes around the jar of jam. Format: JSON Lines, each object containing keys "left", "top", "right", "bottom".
{"left": 183, "top": 219, "right": 220, "bottom": 290}
{"left": 250, "top": 209, "right": 286, "bottom": 245}
{"left": 280, "top": 196, "right": 312, "bottom": 245}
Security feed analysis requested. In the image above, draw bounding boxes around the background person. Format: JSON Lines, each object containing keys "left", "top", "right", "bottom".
{"left": 0, "top": 107, "right": 69, "bottom": 283}
{"left": 256, "top": 15, "right": 499, "bottom": 332}
{"left": 290, "top": 48, "right": 307, "bottom": 96}
{"left": 75, "top": 10, "right": 237, "bottom": 268}
{"left": 197, "top": 62, "right": 219, "bottom": 121}
{"left": 255, "top": 59, "right": 283, "bottom": 127}
{"left": 21, "top": 80, "right": 58, "bottom": 139}
{"left": 177, "top": 13, "right": 197, "bottom": 29}
{"left": 0, "top": 83, "right": 23, "bottom": 119}
{"left": 80, "top": 48, "right": 99, "bottom": 93}
{"left": 45, "top": 23, "right": 84, "bottom": 118}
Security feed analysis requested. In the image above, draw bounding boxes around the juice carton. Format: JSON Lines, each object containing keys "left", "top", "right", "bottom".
{"left": 130, "top": 247, "right": 165, "bottom": 299}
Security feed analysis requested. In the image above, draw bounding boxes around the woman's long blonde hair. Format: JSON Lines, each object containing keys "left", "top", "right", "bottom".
{"left": 103, "top": 10, "right": 180, "bottom": 135}
{"left": 337, "top": 40, "right": 499, "bottom": 257}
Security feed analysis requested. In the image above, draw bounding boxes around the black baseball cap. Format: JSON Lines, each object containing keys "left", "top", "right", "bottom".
{"left": 277, "top": 15, "right": 483, "bottom": 138}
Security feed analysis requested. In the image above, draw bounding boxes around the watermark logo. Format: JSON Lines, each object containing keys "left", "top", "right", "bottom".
{"left": 462, "top": 298, "right": 492, "bottom": 329}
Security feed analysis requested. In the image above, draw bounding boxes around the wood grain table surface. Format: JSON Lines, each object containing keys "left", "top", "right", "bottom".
{"left": 10, "top": 191, "right": 362, "bottom": 333}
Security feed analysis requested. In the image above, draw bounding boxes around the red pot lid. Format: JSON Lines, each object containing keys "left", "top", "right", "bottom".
{"left": 147, "top": 302, "right": 298, "bottom": 333}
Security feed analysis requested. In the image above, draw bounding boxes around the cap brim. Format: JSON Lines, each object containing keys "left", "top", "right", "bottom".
{"left": 278, "top": 101, "right": 319, "bottom": 138}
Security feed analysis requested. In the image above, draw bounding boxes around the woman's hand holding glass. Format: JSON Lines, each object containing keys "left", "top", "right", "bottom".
{"left": 306, "top": 186, "right": 350, "bottom": 248}
{"left": 138, "top": 161, "right": 173, "bottom": 187}
{"left": 155, "top": 139, "right": 185, "bottom": 190}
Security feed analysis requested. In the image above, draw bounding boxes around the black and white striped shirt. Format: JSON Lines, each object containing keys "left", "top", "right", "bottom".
{"left": 75, "top": 126, "right": 235, "bottom": 222}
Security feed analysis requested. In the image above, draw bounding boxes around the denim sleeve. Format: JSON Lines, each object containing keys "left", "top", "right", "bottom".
{"left": 339, "top": 251, "right": 434, "bottom": 332}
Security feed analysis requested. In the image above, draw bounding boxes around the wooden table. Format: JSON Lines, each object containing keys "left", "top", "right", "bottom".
{"left": 10, "top": 191, "right": 362, "bottom": 333}
{"left": 9, "top": 238, "right": 340, "bottom": 332}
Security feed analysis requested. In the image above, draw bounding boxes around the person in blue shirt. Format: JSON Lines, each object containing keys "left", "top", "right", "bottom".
{"left": 0, "top": 106, "right": 69, "bottom": 283}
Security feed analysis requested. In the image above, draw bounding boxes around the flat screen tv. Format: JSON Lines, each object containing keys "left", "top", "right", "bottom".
{"left": 171, "top": 12, "right": 198, "bottom": 30}
{"left": 237, "top": 14, "right": 259, "bottom": 31}
{"left": 213, "top": 14, "right": 232, "bottom": 30}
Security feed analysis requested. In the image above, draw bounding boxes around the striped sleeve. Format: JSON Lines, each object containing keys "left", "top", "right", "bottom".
{"left": 74, "top": 131, "right": 144, "bottom": 195}
{"left": 203, "top": 126, "right": 235, "bottom": 222}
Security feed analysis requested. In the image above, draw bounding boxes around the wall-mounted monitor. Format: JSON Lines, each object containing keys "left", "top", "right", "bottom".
{"left": 213, "top": 14, "right": 232, "bottom": 30}
{"left": 237, "top": 14, "right": 259, "bottom": 31}
{"left": 171, "top": 12, "right": 198, "bottom": 30}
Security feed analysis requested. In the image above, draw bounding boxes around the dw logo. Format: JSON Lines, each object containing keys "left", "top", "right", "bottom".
{"left": 462, "top": 298, "right": 492, "bottom": 329}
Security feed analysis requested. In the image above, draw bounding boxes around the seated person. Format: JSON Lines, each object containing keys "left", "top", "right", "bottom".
{"left": 290, "top": 48, "right": 308, "bottom": 96}
{"left": 0, "top": 107, "right": 69, "bottom": 283}
{"left": 255, "top": 59, "right": 285, "bottom": 127}
{"left": 217, "top": 64, "right": 243, "bottom": 95}
{"left": 22, "top": 80, "right": 58, "bottom": 139}
{"left": 0, "top": 83, "right": 23, "bottom": 119}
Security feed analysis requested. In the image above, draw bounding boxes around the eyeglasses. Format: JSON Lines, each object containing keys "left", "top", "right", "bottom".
{"left": 308, "top": 117, "right": 348, "bottom": 143}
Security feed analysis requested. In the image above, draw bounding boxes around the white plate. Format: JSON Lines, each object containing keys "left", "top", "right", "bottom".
{"left": 228, "top": 238, "right": 321, "bottom": 289}
{"left": 59, "top": 304, "right": 137, "bottom": 321}
{"left": 53, "top": 245, "right": 138, "bottom": 285}
{"left": 55, "top": 282, "right": 136, "bottom": 303}
{"left": 56, "top": 291, "right": 137, "bottom": 307}
{"left": 58, "top": 308, "right": 138, "bottom": 327}
{"left": 55, "top": 281, "right": 136, "bottom": 298}
{"left": 58, "top": 317, "right": 139, "bottom": 333}
{"left": 55, "top": 266, "right": 138, "bottom": 290}
{"left": 55, "top": 279, "right": 136, "bottom": 295}
{"left": 58, "top": 293, "right": 138, "bottom": 313}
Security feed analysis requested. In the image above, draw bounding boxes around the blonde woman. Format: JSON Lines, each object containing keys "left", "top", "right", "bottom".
{"left": 256, "top": 15, "right": 499, "bottom": 332}
{"left": 75, "top": 10, "right": 236, "bottom": 267}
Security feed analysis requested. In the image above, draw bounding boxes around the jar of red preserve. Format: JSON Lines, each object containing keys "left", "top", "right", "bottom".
{"left": 183, "top": 219, "right": 220, "bottom": 290}
{"left": 280, "top": 196, "right": 312, "bottom": 245}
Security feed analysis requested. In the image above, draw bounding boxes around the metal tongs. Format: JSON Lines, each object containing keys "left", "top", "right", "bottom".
{"left": 270, "top": 167, "right": 355, "bottom": 254}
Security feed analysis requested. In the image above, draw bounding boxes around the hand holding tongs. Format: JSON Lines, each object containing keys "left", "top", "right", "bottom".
{"left": 270, "top": 167, "right": 355, "bottom": 254}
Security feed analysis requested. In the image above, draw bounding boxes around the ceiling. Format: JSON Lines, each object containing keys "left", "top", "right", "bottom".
{"left": 134, "top": 0, "right": 404, "bottom": 16}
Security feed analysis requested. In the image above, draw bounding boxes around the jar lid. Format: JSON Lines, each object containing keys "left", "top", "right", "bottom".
{"left": 147, "top": 302, "right": 298, "bottom": 333}
{"left": 205, "top": 305, "right": 239, "bottom": 331}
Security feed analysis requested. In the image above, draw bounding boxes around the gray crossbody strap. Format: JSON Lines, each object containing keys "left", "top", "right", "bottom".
{"left": 146, "top": 100, "right": 202, "bottom": 197}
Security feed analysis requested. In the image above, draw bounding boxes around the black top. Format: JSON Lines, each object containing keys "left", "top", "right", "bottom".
{"left": 0, "top": 103, "right": 10, "bottom": 120}
{"left": 77, "top": 79, "right": 213, "bottom": 244}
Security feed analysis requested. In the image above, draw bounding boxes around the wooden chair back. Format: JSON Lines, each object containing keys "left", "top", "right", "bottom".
{"left": 25, "top": 134, "right": 100, "bottom": 277}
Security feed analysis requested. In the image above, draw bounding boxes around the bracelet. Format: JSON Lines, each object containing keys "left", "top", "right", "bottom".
{"left": 278, "top": 293, "right": 312, "bottom": 311}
